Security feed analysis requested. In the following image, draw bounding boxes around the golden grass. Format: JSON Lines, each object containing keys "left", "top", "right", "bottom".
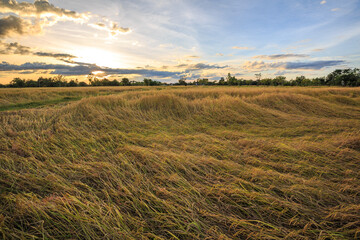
{"left": 0, "top": 86, "right": 360, "bottom": 239}
{"left": 0, "top": 86, "right": 153, "bottom": 108}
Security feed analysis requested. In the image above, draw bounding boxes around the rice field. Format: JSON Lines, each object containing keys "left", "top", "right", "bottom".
{"left": 0, "top": 86, "right": 359, "bottom": 239}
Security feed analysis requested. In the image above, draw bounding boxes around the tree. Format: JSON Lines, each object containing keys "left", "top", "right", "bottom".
{"left": 110, "top": 80, "right": 121, "bottom": 86}
{"left": 338, "top": 68, "right": 359, "bottom": 86}
{"left": 295, "top": 76, "right": 305, "bottom": 86}
{"left": 67, "top": 80, "right": 78, "bottom": 87}
{"left": 273, "top": 76, "right": 286, "bottom": 86}
{"left": 259, "top": 78, "right": 272, "bottom": 86}
{"left": 121, "top": 78, "right": 131, "bottom": 86}
{"left": 25, "top": 80, "right": 38, "bottom": 87}
{"left": 143, "top": 78, "right": 162, "bottom": 86}
{"left": 326, "top": 69, "right": 343, "bottom": 86}
{"left": 143, "top": 78, "right": 151, "bottom": 86}
{"left": 52, "top": 75, "right": 66, "bottom": 87}
{"left": 312, "top": 77, "right": 325, "bottom": 86}
{"left": 88, "top": 75, "right": 103, "bottom": 86}
{"left": 10, "top": 78, "right": 26, "bottom": 88}
{"left": 325, "top": 68, "right": 360, "bottom": 86}
{"left": 178, "top": 78, "right": 187, "bottom": 85}
{"left": 197, "top": 78, "right": 209, "bottom": 85}
{"left": 226, "top": 73, "right": 237, "bottom": 85}
{"left": 218, "top": 77, "right": 226, "bottom": 85}
{"left": 255, "top": 73, "right": 262, "bottom": 81}
{"left": 87, "top": 74, "right": 96, "bottom": 85}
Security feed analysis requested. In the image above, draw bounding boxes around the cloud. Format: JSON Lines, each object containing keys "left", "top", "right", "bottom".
{"left": 100, "top": 68, "right": 182, "bottom": 78}
{"left": 176, "top": 63, "right": 229, "bottom": 71}
{"left": 186, "top": 55, "right": 200, "bottom": 58}
{"left": 33, "top": 51, "right": 76, "bottom": 60}
{"left": 89, "top": 22, "right": 131, "bottom": 36}
{"left": 0, "top": 61, "right": 183, "bottom": 78}
{"left": 176, "top": 64, "right": 188, "bottom": 68}
{"left": 285, "top": 61, "right": 345, "bottom": 69}
{"left": 0, "top": 60, "right": 230, "bottom": 79}
{"left": 274, "top": 70, "right": 300, "bottom": 76}
{"left": 0, "top": 41, "right": 31, "bottom": 54}
{"left": 232, "top": 46, "right": 255, "bottom": 50}
{"left": 0, "top": 0, "right": 87, "bottom": 20}
{"left": 234, "top": 73, "right": 244, "bottom": 76}
{"left": 0, "top": 0, "right": 130, "bottom": 38}
{"left": 242, "top": 60, "right": 345, "bottom": 71}
{"left": 331, "top": 8, "right": 340, "bottom": 12}
{"left": 18, "top": 70, "right": 37, "bottom": 74}
{"left": 110, "top": 22, "right": 131, "bottom": 35}
{"left": 0, "top": 41, "right": 76, "bottom": 62}
{"left": 0, "top": 61, "right": 91, "bottom": 72}
{"left": 192, "top": 63, "right": 228, "bottom": 70}
{"left": 320, "top": 0, "right": 326, "bottom": 4}
{"left": 242, "top": 61, "right": 273, "bottom": 71}
{"left": 0, "top": 15, "right": 41, "bottom": 38}
{"left": 312, "top": 49, "right": 324, "bottom": 52}
{"left": 253, "top": 54, "right": 309, "bottom": 59}
{"left": 216, "top": 53, "right": 224, "bottom": 56}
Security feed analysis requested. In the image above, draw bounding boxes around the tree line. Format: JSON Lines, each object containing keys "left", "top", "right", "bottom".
{"left": 179, "top": 68, "right": 360, "bottom": 87}
{"left": 0, "top": 76, "right": 163, "bottom": 88}
{"left": 1, "top": 68, "right": 359, "bottom": 88}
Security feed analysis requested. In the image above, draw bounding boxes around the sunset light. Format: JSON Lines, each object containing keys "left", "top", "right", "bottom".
{"left": 73, "top": 48, "right": 127, "bottom": 69}
{"left": 91, "top": 71, "right": 105, "bottom": 76}
{"left": 1, "top": 1, "right": 360, "bottom": 239}
{"left": 0, "top": 0, "right": 359, "bottom": 83}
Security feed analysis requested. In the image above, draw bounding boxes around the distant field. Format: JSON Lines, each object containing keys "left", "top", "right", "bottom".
{"left": 0, "top": 87, "right": 155, "bottom": 111}
{"left": 0, "top": 86, "right": 359, "bottom": 239}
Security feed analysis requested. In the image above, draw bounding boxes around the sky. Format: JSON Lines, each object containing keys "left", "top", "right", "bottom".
{"left": 0, "top": 0, "right": 360, "bottom": 83}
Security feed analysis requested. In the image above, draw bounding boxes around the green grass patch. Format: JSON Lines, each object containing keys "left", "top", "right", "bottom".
{"left": 0, "top": 96, "right": 82, "bottom": 111}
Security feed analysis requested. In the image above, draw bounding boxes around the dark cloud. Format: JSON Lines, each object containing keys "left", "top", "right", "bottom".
{"left": 0, "top": 15, "right": 39, "bottom": 38}
{"left": 274, "top": 70, "right": 300, "bottom": 76}
{"left": 99, "top": 68, "right": 182, "bottom": 78}
{"left": 243, "top": 60, "right": 345, "bottom": 71}
{"left": 253, "top": 54, "right": 309, "bottom": 59}
{"left": 34, "top": 52, "right": 76, "bottom": 60}
{"left": 0, "top": 61, "right": 92, "bottom": 72}
{"left": 0, "top": 41, "right": 76, "bottom": 62}
{"left": 192, "top": 63, "right": 229, "bottom": 70}
{"left": 0, "top": 41, "right": 31, "bottom": 54}
{"left": 177, "top": 63, "right": 229, "bottom": 71}
{"left": 284, "top": 60, "right": 345, "bottom": 70}
{"left": 176, "top": 64, "right": 188, "bottom": 68}
{"left": 19, "top": 70, "right": 37, "bottom": 74}
{"left": 0, "top": 61, "right": 183, "bottom": 78}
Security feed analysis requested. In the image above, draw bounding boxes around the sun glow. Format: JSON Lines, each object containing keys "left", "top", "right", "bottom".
{"left": 92, "top": 71, "right": 105, "bottom": 75}
{"left": 72, "top": 47, "right": 127, "bottom": 69}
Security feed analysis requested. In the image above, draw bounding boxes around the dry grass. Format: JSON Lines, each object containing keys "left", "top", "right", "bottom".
{"left": 0, "top": 86, "right": 360, "bottom": 239}
{"left": 0, "top": 87, "right": 153, "bottom": 109}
